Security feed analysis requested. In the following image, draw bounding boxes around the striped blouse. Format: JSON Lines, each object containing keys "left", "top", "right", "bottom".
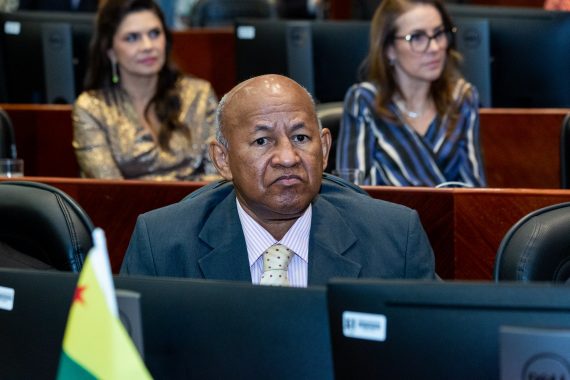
{"left": 336, "top": 80, "right": 487, "bottom": 187}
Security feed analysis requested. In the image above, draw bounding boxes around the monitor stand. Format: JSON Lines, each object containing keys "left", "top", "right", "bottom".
{"left": 42, "top": 23, "right": 76, "bottom": 104}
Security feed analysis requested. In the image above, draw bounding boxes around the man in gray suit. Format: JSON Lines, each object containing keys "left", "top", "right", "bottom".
{"left": 121, "top": 74, "right": 435, "bottom": 286}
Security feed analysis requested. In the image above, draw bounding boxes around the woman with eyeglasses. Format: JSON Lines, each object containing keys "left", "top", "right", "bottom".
{"left": 336, "top": 0, "right": 486, "bottom": 187}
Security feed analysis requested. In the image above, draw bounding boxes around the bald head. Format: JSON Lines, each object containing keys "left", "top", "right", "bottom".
{"left": 216, "top": 75, "right": 319, "bottom": 147}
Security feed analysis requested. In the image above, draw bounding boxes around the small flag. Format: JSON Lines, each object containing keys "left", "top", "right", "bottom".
{"left": 56, "top": 228, "right": 152, "bottom": 379}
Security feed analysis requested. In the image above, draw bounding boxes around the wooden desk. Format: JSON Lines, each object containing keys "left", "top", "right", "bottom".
{"left": 366, "top": 186, "right": 570, "bottom": 280}
{"left": 3, "top": 177, "right": 570, "bottom": 280}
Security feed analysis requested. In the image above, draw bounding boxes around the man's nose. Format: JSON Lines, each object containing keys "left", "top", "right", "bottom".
{"left": 272, "top": 140, "right": 300, "bottom": 167}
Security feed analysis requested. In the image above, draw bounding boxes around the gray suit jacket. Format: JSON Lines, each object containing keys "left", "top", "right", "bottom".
{"left": 121, "top": 175, "right": 435, "bottom": 285}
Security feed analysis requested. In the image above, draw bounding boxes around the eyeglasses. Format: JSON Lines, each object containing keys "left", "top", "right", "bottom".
{"left": 393, "top": 28, "right": 456, "bottom": 53}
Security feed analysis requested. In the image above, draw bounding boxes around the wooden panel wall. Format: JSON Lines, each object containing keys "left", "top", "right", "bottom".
{"left": 479, "top": 109, "right": 567, "bottom": 189}
{"left": 171, "top": 28, "right": 236, "bottom": 98}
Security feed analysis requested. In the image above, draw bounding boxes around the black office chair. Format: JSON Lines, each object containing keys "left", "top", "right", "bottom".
{"left": 190, "top": 0, "right": 276, "bottom": 27}
{"left": 0, "top": 109, "right": 17, "bottom": 159}
{"left": 316, "top": 101, "right": 343, "bottom": 174}
{"left": 560, "top": 113, "right": 570, "bottom": 188}
{"left": 0, "top": 181, "right": 94, "bottom": 272}
{"left": 494, "top": 202, "right": 570, "bottom": 282}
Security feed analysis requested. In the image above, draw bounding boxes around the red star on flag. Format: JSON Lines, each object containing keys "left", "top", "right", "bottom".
{"left": 73, "top": 285, "right": 86, "bottom": 305}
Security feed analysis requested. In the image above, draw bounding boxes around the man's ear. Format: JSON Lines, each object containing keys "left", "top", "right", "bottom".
{"left": 209, "top": 141, "right": 233, "bottom": 181}
{"left": 320, "top": 128, "right": 332, "bottom": 171}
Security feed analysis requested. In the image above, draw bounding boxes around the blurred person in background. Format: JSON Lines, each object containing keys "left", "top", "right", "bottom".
{"left": 336, "top": 0, "right": 486, "bottom": 187}
{"left": 73, "top": 0, "right": 218, "bottom": 180}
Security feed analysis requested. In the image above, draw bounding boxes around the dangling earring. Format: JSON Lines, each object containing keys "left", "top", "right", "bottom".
{"left": 111, "top": 60, "right": 119, "bottom": 84}
{"left": 388, "top": 58, "right": 396, "bottom": 67}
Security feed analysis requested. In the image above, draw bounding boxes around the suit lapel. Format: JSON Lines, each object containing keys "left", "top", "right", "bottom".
{"left": 308, "top": 195, "right": 362, "bottom": 285}
{"left": 194, "top": 184, "right": 363, "bottom": 285}
{"left": 197, "top": 192, "right": 252, "bottom": 282}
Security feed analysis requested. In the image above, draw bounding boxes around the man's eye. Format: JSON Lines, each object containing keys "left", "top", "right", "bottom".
{"left": 254, "top": 137, "right": 268, "bottom": 146}
{"left": 292, "top": 135, "right": 309, "bottom": 143}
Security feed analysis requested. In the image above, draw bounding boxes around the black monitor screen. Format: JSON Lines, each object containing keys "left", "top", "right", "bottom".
{"left": 448, "top": 5, "right": 570, "bottom": 108}
{"left": 0, "top": 268, "right": 333, "bottom": 379}
{"left": 311, "top": 21, "right": 369, "bottom": 103}
{"left": 327, "top": 279, "right": 570, "bottom": 380}
{"left": 0, "top": 11, "right": 95, "bottom": 104}
{"left": 235, "top": 19, "right": 289, "bottom": 82}
{"left": 235, "top": 19, "right": 369, "bottom": 104}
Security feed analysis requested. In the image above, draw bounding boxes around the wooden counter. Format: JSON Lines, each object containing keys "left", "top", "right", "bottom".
{"left": 3, "top": 177, "right": 569, "bottom": 280}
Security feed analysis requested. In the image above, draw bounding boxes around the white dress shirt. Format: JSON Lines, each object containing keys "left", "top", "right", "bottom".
{"left": 236, "top": 198, "right": 311, "bottom": 287}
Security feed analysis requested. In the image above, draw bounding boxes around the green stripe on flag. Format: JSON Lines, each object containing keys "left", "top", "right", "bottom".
{"left": 57, "top": 351, "right": 97, "bottom": 380}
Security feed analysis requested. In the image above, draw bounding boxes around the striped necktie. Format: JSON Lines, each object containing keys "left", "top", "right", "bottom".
{"left": 260, "top": 244, "right": 293, "bottom": 286}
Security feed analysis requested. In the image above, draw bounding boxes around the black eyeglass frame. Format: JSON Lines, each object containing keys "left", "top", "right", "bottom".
{"left": 392, "top": 27, "right": 457, "bottom": 53}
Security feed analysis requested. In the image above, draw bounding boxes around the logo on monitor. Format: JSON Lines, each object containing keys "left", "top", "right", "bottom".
{"left": 522, "top": 353, "right": 570, "bottom": 380}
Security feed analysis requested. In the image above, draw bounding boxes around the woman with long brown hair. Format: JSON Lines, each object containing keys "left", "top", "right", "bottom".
{"left": 337, "top": 0, "right": 486, "bottom": 187}
{"left": 73, "top": 0, "right": 218, "bottom": 180}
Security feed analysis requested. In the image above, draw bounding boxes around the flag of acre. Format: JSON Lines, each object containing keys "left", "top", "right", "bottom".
{"left": 57, "top": 228, "right": 152, "bottom": 379}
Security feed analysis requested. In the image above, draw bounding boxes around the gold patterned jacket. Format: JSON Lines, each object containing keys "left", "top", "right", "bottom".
{"left": 72, "top": 77, "right": 218, "bottom": 181}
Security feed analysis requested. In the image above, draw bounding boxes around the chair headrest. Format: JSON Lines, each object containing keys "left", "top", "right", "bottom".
{"left": 495, "top": 202, "right": 570, "bottom": 282}
{"left": 0, "top": 181, "right": 94, "bottom": 272}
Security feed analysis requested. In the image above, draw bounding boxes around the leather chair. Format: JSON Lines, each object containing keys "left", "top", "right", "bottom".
{"left": 560, "top": 113, "right": 570, "bottom": 188}
{"left": 316, "top": 101, "right": 343, "bottom": 174}
{"left": 494, "top": 202, "right": 570, "bottom": 282}
{"left": 0, "top": 109, "right": 17, "bottom": 159}
{"left": 189, "top": 0, "right": 276, "bottom": 27}
{"left": 0, "top": 181, "right": 94, "bottom": 272}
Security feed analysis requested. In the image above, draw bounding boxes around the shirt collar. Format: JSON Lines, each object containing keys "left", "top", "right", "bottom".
{"left": 236, "top": 198, "right": 311, "bottom": 266}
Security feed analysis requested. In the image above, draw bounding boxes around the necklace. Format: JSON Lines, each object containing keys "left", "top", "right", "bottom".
{"left": 395, "top": 99, "right": 422, "bottom": 119}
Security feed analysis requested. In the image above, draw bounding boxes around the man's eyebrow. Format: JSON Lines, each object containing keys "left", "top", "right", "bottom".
{"left": 290, "top": 122, "right": 307, "bottom": 132}
{"left": 253, "top": 124, "right": 272, "bottom": 133}
{"left": 250, "top": 122, "right": 307, "bottom": 134}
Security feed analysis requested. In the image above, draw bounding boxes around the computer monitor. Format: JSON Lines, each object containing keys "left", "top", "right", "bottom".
{"left": 447, "top": 5, "right": 570, "bottom": 108}
{"left": 452, "top": 17, "right": 491, "bottom": 107}
{"left": 311, "top": 20, "right": 369, "bottom": 103}
{"left": 235, "top": 18, "right": 488, "bottom": 105}
{"left": 235, "top": 18, "right": 289, "bottom": 82}
{"left": 0, "top": 268, "right": 333, "bottom": 379}
{"left": 0, "top": 11, "right": 95, "bottom": 104}
{"left": 327, "top": 279, "right": 570, "bottom": 380}
{"left": 235, "top": 19, "right": 369, "bottom": 103}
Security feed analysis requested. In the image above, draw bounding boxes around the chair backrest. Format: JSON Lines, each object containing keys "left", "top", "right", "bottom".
{"left": 560, "top": 113, "right": 570, "bottom": 188}
{"left": 190, "top": 0, "right": 276, "bottom": 27}
{"left": 0, "top": 108, "right": 17, "bottom": 159}
{"left": 494, "top": 201, "right": 570, "bottom": 282}
{"left": 316, "top": 102, "right": 343, "bottom": 174}
{"left": 0, "top": 181, "right": 94, "bottom": 272}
